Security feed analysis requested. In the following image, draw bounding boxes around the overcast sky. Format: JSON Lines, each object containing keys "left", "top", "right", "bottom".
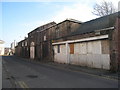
{"left": 1, "top": 0, "right": 119, "bottom": 47}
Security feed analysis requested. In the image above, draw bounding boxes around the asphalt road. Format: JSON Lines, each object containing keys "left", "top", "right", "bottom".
{"left": 2, "top": 56, "right": 118, "bottom": 88}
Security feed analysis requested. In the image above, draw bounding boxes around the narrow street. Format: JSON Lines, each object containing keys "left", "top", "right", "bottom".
{"left": 2, "top": 56, "right": 118, "bottom": 88}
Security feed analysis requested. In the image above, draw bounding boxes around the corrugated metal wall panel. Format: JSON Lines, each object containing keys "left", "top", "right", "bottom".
{"left": 53, "top": 39, "right": 110, "bottom": 70}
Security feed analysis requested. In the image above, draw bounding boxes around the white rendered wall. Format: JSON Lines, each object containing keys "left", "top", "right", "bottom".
{"left": 0, "top": 44, "right": 4, "bottom": 55}
{"left": 53, "top": 35, "right": 110, "bottom": 70}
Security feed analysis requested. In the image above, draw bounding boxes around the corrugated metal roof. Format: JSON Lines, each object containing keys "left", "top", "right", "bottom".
{"left": 70, "top": 11, "right": 120, "bottom": 36}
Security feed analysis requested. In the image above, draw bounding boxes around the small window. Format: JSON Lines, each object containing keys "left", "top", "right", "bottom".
{"left": 57, "top": 45, "right": 60, "bottom": 53}
{"left": 44, "top": 35, "right": 46, "bottom": 41}
{"left": 56, "top": 26, "right": 60, "bottom": 38}
{"left": 22, "top": 42, "right": 24, "bottom": 46}
{"left": 25, "top": 42, "right": 27, "bottom": 46}
{"left": 69, "top": 43, "right": 74, "bottom": 54}
{"left": 101, "top": 40, "right": 109, "bottom": 54}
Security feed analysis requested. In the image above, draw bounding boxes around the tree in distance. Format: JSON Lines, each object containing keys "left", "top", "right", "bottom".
{"left": 92, "top": 0, "right": 117, "bottom": 16}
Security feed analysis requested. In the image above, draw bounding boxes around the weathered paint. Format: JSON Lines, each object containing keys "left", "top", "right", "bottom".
{"left": 101, "top": 40, "right": 110, "bottom": 54}
{"left": 69, "top": 40, "right": 110, "bottom": 70}
{"left": 54, "top": 44, "right": 68, "bottom": 63}
{"left": 53, "top": 39, "right": 110, "bottom": 70}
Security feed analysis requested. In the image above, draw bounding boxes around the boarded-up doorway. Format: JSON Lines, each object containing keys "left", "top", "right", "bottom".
{"left": 42, "top": 42, "right": 49, "bottom": 60}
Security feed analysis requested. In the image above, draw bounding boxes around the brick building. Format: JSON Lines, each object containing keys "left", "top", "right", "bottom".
{"left": 15, "top": 22, "right": 56, "bottom": 59}
{"left": 15, "top": 12, "right": 120, "bottom": 71}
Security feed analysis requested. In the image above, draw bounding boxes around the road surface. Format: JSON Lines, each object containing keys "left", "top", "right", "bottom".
{"left": 2, "top": 56, "right": 118, "bottom": 88}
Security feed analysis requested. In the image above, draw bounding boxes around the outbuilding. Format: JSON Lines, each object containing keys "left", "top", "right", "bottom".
{"left": 52, "top": 12, "right": 119, "bottom": 71}
{"left": 15, "top": 12, "right": 119, "bottom": 71}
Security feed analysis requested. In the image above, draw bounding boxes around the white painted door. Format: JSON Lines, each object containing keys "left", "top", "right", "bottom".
{"left": 30, "top": 46, "right": 35, "bottom": 59}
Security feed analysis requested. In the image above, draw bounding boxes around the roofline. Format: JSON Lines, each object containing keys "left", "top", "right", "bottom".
{"left": 94, "top": 27, "right": 115, "bottom": 32}
{"left": 52, "top": 35, "right": 108, "bottom": 45}
{"left": 28, "top": 18, "right": 83, "bottom": 34}
{"left": 28, "top": 21, "right": 56, "bottom": 34}
{"left": 55, "top": 19, "right": 83, "bottom": 27}
{"left": 34, "top": 19, "right": 83, "bottom": 33}
{"left": 66, "top": 18, "right": 83, "bottom": 24}
{"left": 55, "top": 26, "right": 115, "bottom": 39}
{"left": 83, "top": 11, "right": 119, "bottom": 25}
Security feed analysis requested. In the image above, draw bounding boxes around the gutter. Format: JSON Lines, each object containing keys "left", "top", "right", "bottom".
{"left": 95, "top": 27, "right": 115, "bottom": 32}
{"left": 52, "top": 35, "right": 108, "bottom": 45}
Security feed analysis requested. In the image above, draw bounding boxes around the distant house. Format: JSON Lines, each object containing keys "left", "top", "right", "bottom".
{"left": 11, "top": 40, "right": 17, "bottom": 55}
{"left": 15, "top": 38, "right": 29, "bottom": 58}
{"left": 15, "top": 22, "right": 56, "bottom": 59}
{"left": 4, "top": 48, "right": 11, "bottom": 55}
{"left": 0, "top": 40, "right": 5, "bottom": 56}
{"left": 28, "top": 21, "right": 56, "bottom": 60}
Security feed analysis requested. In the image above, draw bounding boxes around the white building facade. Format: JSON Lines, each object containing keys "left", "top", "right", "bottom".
{"left": 53, "top": 35, "right": 110, "bottom": 70}
{"left": 0, "top": 40, "right": 5, "bottom": 56}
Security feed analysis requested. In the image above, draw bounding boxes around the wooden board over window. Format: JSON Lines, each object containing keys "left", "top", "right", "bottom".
{"left": 101, "top": 40, "right": 110, "bottom": 54}
{"left": 69, "top": 43, "right": 74, "bottom": 54}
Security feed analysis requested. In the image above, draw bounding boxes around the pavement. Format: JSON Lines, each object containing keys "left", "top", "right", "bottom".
{"left": 14, "top": 56, "right": 119, "bottom": 81}
{"left": 47, "top": 62, "right": 119, "bottom": 80}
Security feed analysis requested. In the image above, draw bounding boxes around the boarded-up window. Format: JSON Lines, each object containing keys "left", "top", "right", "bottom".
{"left": 87, "top": 41, "right": 101, "bottom": 54}
{"left": 74, "top": 43, "right": 79, "bottom": 54}
{"left": 79, "top": 42, "right": 87, "bottom": 54}
{"left": 25, "top": 42, "right": 27, "bottom": 46}
{"left": 87, "top": 42, "right": 92, "bottom": 54}
{"left": 58, "top": 45, "right": 60, "bottom": 53}
{"left": 22, "top": 42, "right": 24, "bottom": 47}
{"left": 60, "top": 45, "right": 66, "bottom": 54}
{"left": 101, "top": 40, "right": 109, "bottom": 54}
{"left": 56, "top": 26, "right": 60, "bottom": 38}
{"left": 44, "top": 35, "right": 46, "bottom": 41}
{"left": 69, "top": 43, "right": 74, "bottom": 54}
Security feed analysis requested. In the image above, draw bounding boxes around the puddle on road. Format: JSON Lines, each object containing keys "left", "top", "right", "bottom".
{"left": 6, "top": 77, "right": 10, "bottom": 80}
{"left": 26, "top": 75, "right": 38, "bottom": 79}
